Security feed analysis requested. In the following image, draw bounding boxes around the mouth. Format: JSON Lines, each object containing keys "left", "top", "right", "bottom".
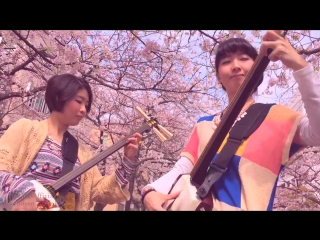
{"left": 76, "top": 116, "right": 84, "bottom": 119}
{"left": 230, "top": 74, "right": 245, "bottom": 79}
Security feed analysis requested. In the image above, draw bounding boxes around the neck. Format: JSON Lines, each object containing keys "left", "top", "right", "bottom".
{"left": 227, "top": 90, "right": 255, "bottom": 103}
{"left": 224, "top": 95, "right": 255, "bottom": 114}
{"left": 47, "top": 112, "right": 69, "bottom": 138}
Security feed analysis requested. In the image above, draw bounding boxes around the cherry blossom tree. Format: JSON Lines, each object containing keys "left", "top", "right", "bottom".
{"left": 274, "top": 146, "right": 320, "bottom": 211}
{"left": 1, "top": 30, "right": 320, "bottom": 210}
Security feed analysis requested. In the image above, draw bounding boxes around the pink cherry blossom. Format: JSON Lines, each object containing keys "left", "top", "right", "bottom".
{"left": 1, "top": 30, "right": 320, "bottom": 210}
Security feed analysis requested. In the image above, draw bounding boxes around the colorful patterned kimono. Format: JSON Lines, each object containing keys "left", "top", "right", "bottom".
{"left": 181, "top": 104, "right": 305, "bottom": 211}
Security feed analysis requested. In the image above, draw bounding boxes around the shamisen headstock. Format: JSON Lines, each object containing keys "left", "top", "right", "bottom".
{"left": 135, "top": 106, "right": 173, "bottom": 142}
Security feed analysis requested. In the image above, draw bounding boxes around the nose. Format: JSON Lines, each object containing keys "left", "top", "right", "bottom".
{"left": 80, "top": 104, "right": 87, "bottom": 114}
{"left": 231, "top": 59, "right": 241, "bottom": 72}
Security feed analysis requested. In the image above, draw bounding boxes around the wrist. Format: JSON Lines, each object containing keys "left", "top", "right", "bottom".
{"left": 122, "top": 155, "right": 140, "bottom": 168}
{"left": 127, "top": 155, "right": 139, "bottom": 163}
{"left": 141, "top": 186, "right": 156, "bottom": 204}
{"left": 291, "top": 58, "right": 309, "bottom": 72}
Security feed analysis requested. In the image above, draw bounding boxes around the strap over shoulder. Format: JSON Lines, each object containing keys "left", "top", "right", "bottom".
{"left": 61, "top": 131, "right": 79, "bottom": 165}
{"left": 58, "top": 131, "right": 79, "bottom": 208}
{"left": 196, "top": 103, "right": 275, "bottom": 198}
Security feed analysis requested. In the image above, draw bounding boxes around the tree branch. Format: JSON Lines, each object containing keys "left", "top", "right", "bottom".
{"left": 9, "top": 54, "right": 37, "bottom": 76}
{"left": 299, "top": 48, "right": 320, "bottom": 56}
{"left": 11, "top": 30, "right": 55, "bottom": 65}
{"left": 0, "top": 85, "right": 46, "bottom": 101}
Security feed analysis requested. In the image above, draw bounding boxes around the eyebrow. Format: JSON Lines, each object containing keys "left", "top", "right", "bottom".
{"left": 76, "top": 95, "right": 88, "bottom": 102}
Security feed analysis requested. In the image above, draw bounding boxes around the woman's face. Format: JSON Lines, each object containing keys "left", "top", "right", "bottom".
{"left": 59, "top": 88, "right": 89, "bottom": 126}
{"left": 216, "top": 51, "right": 255, "bottom": 96}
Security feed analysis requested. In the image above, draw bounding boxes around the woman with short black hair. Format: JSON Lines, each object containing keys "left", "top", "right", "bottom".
{"left": 0, "top": 73, "right": 141, "bottom": 211}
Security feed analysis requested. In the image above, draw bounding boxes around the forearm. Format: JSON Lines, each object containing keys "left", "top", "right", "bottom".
{"left": 294, "top": 64, "right": 320, "bottom": 146}
{"left": 144, "top": 156, "right": 193, "bottom": 194}
{"left": 0, "top": 170, "right": 35, "bottom": 204}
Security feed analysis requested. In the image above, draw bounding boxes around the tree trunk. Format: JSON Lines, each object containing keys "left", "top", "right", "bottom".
{"left": 124, "top": 146, "right": 141, "bottom": 211}
{"left": 124, "top": 167, "right": 138, "bottom": 211}
{"left": 94, "top": 130, "right": 106, "bottom": 211}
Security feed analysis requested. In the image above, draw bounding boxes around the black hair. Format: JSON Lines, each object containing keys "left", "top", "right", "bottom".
{"left": 45, "top": 73, "right": 93, "bottom": 113}
{"left": 215, "top": 37, "right": 263, "bottom": 92}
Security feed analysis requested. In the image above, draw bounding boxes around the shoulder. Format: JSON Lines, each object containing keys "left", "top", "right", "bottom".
{"left": 7, "top": 118, "right": 40, "bottom": 132}
{"left": 0, "top": 118, "right": 44, "bottom": 146}
{"left": 11, "top": 117, "right": 34, "bottom": 125}
{"left": 268, "top": 104, "right": 302, "bottom": 119}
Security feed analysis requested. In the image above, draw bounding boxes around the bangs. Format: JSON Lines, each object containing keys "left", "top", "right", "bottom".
{"left": 215, "top": 38, "right": 258, "bottom": 69}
